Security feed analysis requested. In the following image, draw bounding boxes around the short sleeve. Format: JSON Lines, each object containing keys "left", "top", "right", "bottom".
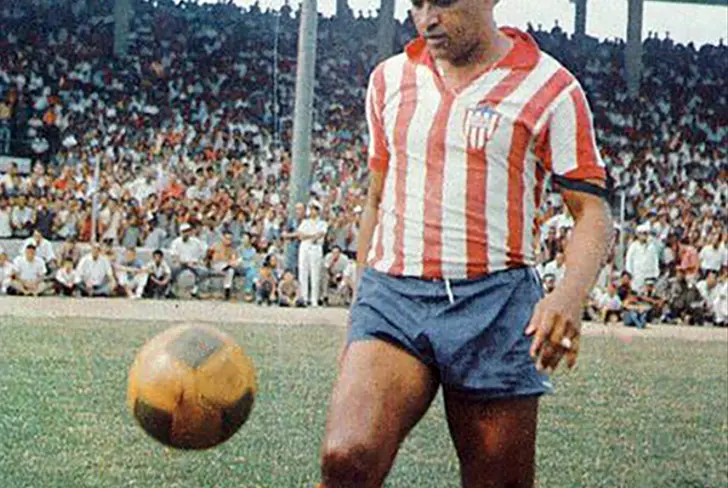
{"left": 536, "top": 83, "right": 606, "bottom": 181}
{"left": 365, "top": 65, "right": 390, "bottom": 173}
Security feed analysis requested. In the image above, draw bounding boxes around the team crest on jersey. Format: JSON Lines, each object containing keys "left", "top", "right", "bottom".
{"left": 463, "top": 103, "right": 501, "bottom": 150}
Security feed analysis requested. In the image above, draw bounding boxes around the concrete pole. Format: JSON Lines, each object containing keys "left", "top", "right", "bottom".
{"left": 289, "top": 0, "right": 318, "bottom": 216}
{"left": 377, "top": 0, "right": 396, "bottom": 62}
{"left": 114, "top": 0, "right": 132, "bottom": 57}
{"left": 625, "top": 0, "right": 644, "bottom": 99}
{"left": 574, "top": 0, "right": 588, "bottom": 37}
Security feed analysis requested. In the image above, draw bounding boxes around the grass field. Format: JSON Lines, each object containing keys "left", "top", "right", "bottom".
{"left": 0, "top": 315, "right": 726, "bottom": 488}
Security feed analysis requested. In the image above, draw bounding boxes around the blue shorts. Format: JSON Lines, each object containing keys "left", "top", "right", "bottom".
{"left": 349, "top": 267, "right": 554, "bottom": 400}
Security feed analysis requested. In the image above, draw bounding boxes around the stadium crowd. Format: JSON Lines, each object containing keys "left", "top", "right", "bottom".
{"left": 0, "top": 0, "right": 726, "bottom": 325}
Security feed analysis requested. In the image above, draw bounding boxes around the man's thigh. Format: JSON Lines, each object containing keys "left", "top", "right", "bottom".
{"left": 321, "top": 339, "right": 439, "bottom": 479}
{"left": 444, "top": 393, "right": 540, "bottom": 488}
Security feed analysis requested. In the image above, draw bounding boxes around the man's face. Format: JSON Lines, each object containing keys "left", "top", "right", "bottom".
{"left": 410, "top": 0, "right": 493, "bottom": 63}
{"left": 0, "top": 253, "right": 6, "bottom": 265}
{"left": 25, "top": 247, "right": 36, "bottom": 261}
{"left": 556, "top": 252, "right": 565, "bottom": 266}
{"left": 91, "top": 246, "right": 100, "bottom": 259}
{"left": 182, "top": 230, "right": 190, "bottom": 241}
{"left": 153, "top": 254, "right": 163, "bottom": 265}
{"left": 295, "top": 204, "right": 305, "bottom": 219}
{"left": 223, "top": 234, "right": 233, "bottom": 247}
{"left": 638, "top": 232, "right": 648, "bottom": 243}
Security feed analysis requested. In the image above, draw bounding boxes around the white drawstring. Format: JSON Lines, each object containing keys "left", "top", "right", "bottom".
{"left": 445, "top": 278, "right": 455, "bottom": 305}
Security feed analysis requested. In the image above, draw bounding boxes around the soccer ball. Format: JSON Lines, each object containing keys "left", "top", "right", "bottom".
{"left": 127, "top": 324, "right": 257, "bottom": 450}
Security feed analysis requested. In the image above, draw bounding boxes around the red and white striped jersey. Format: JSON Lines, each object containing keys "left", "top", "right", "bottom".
{"left": 365, "top": 27, "right": 607, "bottom": 280}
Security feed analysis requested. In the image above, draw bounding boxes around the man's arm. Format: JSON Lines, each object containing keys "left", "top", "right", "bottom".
{"left": 527, "top": 179, "right": 613, "bottom": 371}
{"left": 350, "top": 170, "right": 386, "bottom": 304}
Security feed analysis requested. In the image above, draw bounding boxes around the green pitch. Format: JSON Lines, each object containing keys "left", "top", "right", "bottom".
{"left": 1, "top": 317, "right": 726, "bottom": 488}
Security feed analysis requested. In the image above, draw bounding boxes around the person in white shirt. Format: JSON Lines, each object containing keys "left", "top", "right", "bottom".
{"left": 169, "top": 223, "right": 208, "bottom": 297}
{"left": 296, "top": 203, "right": 328, "bottom": 307}
{"left": 54, "top": 258, "right": 77, "bottom": 296}
{"left": 322, "top": 245, "right": 350, "bottom": 306}
{"left": 75, "top": 244, "right": 116, "bottom": 297}
{"left": 699, "top": 234, "right": 723, "bottom": 275}
{"left": 140, "top": 249, "right": 172, "bottom": 299}
{"left": 0, "top": 198, "right": 12, "bottom": 238}
{"left": 696, "top": 271, "right": 727, "bottom": 326}
{"left": 114, "top": 247, "right": 146, "bottom": 298}
{"left": 22, "top": 230, "right": 57, "bottom": 273}
{"left": 0, "top": 249, "right": 14, "bottom": 294}
{"left": 625, "top": 224, "right": 661, "bottom": 292}
{"left": 541, "top": 251, "right": 567, "bottom": 284}
{"left": 8, "top": 244, "right": 49, "bottom": 296}
{"left": 10, "top": 196, "right": 35, "bottom": 238}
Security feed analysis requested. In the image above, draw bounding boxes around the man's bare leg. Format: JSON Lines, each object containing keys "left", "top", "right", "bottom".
{"left": 320, "top": 340, "right": 439, "bottom": 488}
{"left": 444, "top": 393, "right": 540, "bottom": 488}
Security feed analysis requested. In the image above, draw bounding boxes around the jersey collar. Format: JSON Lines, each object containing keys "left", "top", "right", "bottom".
{"left": 405, "top": 27, "right": 540, "bottom": 71}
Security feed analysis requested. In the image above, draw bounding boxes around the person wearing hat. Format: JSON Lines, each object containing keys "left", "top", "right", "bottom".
{"left": 169, "top": 223, "right": 208, "bottom": 298}
{"left": 296, "top": 202, "right": 328, "bottom": 307}
{"left": 7, "top": 244, "right": 50, "bottom": 296}
{"left": 22, "top": 230, "right": 57, "bottom": 275}
{"left": 625, "top": 223, "right": 661, "bottom": 293}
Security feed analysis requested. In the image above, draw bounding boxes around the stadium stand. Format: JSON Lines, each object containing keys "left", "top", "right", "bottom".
{"left": 0, "top": 0, "right": 725, "bottom": 324}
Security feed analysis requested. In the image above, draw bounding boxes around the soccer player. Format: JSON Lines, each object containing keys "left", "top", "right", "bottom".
{"left": 318, "top": 1, "right": 613, "bottom": 487}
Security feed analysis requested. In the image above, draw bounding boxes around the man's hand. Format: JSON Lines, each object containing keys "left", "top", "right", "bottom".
{"left": 525, "top": 289, "right": 584, "bottom": 373}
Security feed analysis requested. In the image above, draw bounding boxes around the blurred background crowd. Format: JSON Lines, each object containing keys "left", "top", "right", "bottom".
{"left": 0, "top": 0, "right": 725, "bottom": 326}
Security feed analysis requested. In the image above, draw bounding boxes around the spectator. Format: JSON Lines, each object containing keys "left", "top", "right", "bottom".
{"left": 322, "top": 245, "right": 350, "bottom": 306}
{"left": 278, "top": 269, "right": 304, "bottom": 307}
{"left": 141, "top": 250, "right": 172, "bottom": 299}
{"left": 696, "top": 270, "right": 727, "bottom": 326}
{"left": 7, "top": 244, "right": 48, "bottom": 296}
{"left": 541, "top": 251, "right": 566, "bottom": 284}
{"left": 0, "top": 248, "right": 13, "bottom": 294}
{"left": 75, "top": 244, "right": 115, "bottom": 297}
{"left": 169, "top": 223, "right": 208, "bottom": 298}
{"left": 208, "top": 231, "right": 240, "bottom": 301}
{"left": 699, "top": 233, "right": 723, "bottom": 276}
{"left": 297, "top": 202, "right": 328, "bottom": 307}
{"left": 255, "top": 263, "right": 277, "bottom": 306}
{"left": 625, "top": 224, "right": 661, "bottom": 292}
{"left": 10, "top": 196, "right": 35, "bottom": 238}
{"left": 54, "top": 258, "right": 78, "bottom": 296}
{"left": 114, "top": 247, "right": 146, "bottom": 298}
{"left": 22, "top": 230, "right": 56, "bottom": 273}
{"left": 0, "top": 198, "right": 12, "bottom": 238}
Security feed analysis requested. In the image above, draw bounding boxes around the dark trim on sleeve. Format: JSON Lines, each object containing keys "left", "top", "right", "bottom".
{"left": 552, "top": 175, "right": 610, "bottom": 201}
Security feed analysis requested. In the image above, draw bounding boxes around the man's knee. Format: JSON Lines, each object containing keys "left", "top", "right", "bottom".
{"left": 320, "top": 439, "right": 388, "bottom": 487}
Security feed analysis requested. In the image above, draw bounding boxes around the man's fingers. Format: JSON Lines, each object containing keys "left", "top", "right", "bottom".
{"left": 529, "top": 309, "right": 554, "bottom": 359}
{"left": 565, "top": 333, "right": 581, "bottom": 369}
{"left": 525, "top": 304, "right": 543, "bottom": 336}
{"left": 540, "top": 314, "right": 567, "bottom": 371}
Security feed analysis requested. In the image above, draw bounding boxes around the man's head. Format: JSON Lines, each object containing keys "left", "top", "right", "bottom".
{"left": 25, "top": 244, "right": 36, "bottom": 261}
{"left": 543, "top": 274, "right": 556, "bottom": 293}
{"left": 153, "top": 249, "right": 164, "bottom": 265}
{"left": 282, "top": 270, "right": 294, "bottom": 283}
{"left": 555, "top": 251, "right": 565, "bottom": 266}
{"left": 180, "top": 223, "right": 192, "bottom": 241}
{"left": 331, "top": 246, "right": 342, "bottom": 259}
{"left": 33, "top": 230, "right": 42, "bottom": 244}
{"left": 0, "top": 250, "right": 7, "bottom": 264}
{"left": 309, "top": 203, "right": 320, "bottom": 219}
{"left": 124, "top": 247, "right": 137, "bottom": 262}
{"left": 222, "top": 231, "right": 233, "bottom": 247}
{"left": 643, "top": 278, "right": 656, "bottom": 294}
{"left": 620, "top": 271, "right": 632, "bottom": 285}
{"left": 410, "top": 0, "right": 500, "bottom": 64}
{"left": 91, "top": 244, "right": 101, "bottom": 259}
{"left": 62, "top": 258, "right": 73, "bottom": 270}
{"left": 706, "top": 270, "right": 718, "bottom": 288}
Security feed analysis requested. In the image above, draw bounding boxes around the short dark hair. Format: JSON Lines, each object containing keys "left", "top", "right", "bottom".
{"left": 153, "top": 249, "right": 164, "bottom": 258}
